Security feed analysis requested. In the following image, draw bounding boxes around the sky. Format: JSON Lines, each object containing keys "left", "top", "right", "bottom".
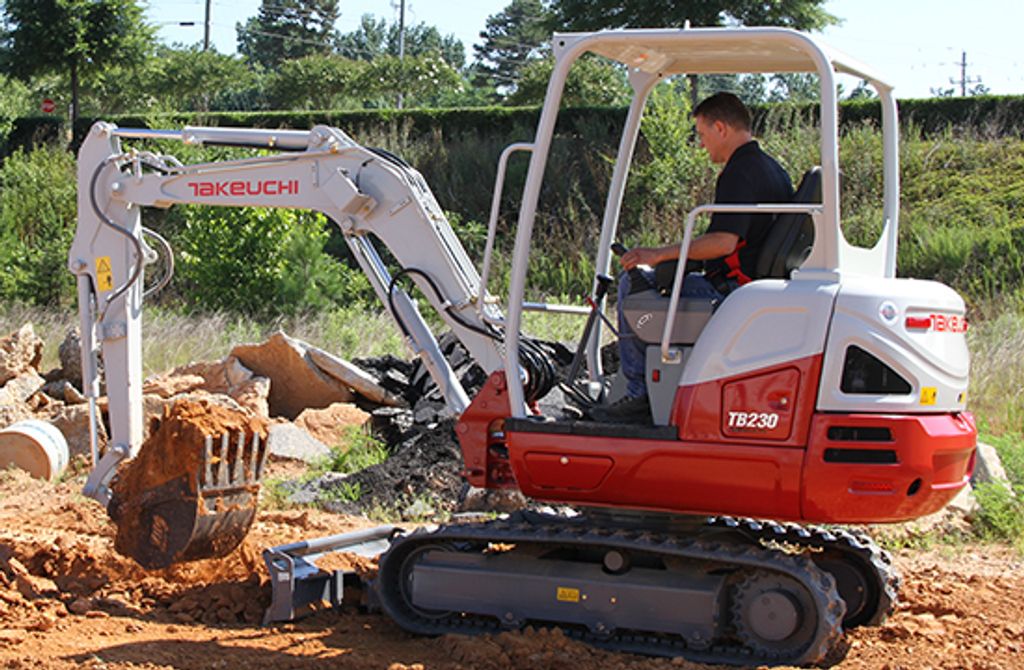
{"left": 149, "top": 0, "right": 1024, "bottom": 99}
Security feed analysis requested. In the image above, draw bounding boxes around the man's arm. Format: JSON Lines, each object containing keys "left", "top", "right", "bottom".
{"left": 620, "top": 232, "right": 739, "bottom": 270}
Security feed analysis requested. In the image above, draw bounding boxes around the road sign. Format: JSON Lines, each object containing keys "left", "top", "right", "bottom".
{"left": 41, "top": 98, "right": 55, "bottom": 114}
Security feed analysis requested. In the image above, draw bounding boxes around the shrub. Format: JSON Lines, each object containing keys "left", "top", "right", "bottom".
{"left": 0, "top": 145, "right": 78, "bottom": 306}
{"left": 172, "top": 205, "right": 371, "bottom": 316}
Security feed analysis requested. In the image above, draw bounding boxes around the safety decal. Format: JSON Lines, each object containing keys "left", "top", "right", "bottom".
{"left": 95, "top": 256, "right": 113, "bottom": 292}
{"left": 556, "top": 587, "right": 580, "bottom": 603}
{"left": 920, "top": 387, "right": 938, "bottom": 405}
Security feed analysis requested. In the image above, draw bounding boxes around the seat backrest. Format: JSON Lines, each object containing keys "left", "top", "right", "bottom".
{"left": 753, "top": 166, "right": 821, "bottom": 280}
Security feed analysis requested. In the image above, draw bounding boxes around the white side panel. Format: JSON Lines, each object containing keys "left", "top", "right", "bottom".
{"left": 680, "top": 279, "right": 838, "bottom": 386}
{"left": 817, "top": 276, "right": 969, "bottom": 413}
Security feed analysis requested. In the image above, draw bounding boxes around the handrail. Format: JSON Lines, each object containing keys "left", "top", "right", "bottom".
{"left": 478, "top": 142, "right": 534, "bottom": 317}
{"left": 660, "top": 203, "right": 823, "bottom": 363}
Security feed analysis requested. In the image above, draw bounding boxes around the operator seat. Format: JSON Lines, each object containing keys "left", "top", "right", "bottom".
{"left": 620, "top": 166, "right": 822, "bottom": 346}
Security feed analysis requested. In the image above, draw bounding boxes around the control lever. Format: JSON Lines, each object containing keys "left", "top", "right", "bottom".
{"left": 611, "top": 241, "right": 654, "bottom": 293}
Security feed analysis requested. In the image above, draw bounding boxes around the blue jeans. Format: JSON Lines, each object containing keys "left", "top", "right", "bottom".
{"left": 617, "top": 270, "right": 722, "bottom": 398}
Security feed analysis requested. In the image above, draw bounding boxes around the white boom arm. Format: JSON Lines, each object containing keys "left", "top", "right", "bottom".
{"left": 69, "top": 122, "right": 508, "bottom": 505}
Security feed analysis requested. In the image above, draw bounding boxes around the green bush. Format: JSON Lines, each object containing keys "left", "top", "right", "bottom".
{"left": 172, "top": 205, "right": 371, "bottom": 316}
{"left": 0, "top": 145, "right": 77, "bottom": 306}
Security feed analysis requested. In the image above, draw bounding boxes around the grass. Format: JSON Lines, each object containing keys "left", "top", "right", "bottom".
{"left": 314, "top": 426, "right": 389, "bottom": 476}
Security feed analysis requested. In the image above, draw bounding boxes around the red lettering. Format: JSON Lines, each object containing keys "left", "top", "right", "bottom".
{"left": 185, "top": 180, "right": 300, "bottom": 198}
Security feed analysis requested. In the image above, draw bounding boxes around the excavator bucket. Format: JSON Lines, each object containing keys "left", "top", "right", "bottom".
{"left": 108, "top": 399, "right": 269, "bottom": 570}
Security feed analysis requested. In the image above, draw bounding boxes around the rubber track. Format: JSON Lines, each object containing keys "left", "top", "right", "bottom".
{"left": 702, "top": 516, "right": 898, "bottom": 627}
{"left": 374, "top": 512, "right": 846, "bottom": 666}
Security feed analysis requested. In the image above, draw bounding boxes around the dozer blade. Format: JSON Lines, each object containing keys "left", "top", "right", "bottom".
{"left": 108, "top": 400, "right": 269, "bottom": 570}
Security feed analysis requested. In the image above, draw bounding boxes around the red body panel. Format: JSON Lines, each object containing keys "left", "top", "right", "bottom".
{"left": 801, "top": 412, "right": 976, "bottom": 522}
{"left": 457, "top": 362, "right": 978, "bottom": 524}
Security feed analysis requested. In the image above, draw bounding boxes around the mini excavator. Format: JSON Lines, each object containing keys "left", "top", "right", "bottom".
{"left": 70, "top": 28, "right": 976, "bottom": 666}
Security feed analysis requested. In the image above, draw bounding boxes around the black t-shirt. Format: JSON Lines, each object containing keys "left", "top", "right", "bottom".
{"left": 705, "top": 140, "right": 793, "bottom": 281}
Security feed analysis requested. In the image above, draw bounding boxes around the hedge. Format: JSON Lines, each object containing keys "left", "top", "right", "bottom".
{"left": 3, "top": 94, "right": 1023, "bottom": 159}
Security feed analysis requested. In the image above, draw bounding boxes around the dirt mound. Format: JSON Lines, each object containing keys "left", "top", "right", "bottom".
{"left": 108, "top": 398, "right": 269, "bottom": 569}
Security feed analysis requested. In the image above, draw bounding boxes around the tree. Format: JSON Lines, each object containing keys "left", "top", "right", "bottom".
{"left": 356, "top": 55, "right": 464, "bottom": 109}
{"left": 336, "top": 15, "right": 465, "bottom": 70}
{"left": 547, "top": 0, "right": 839, "bottom": 105}
{"left": 265, "top": 54, "right": 365, "bottom": 110}
{"left": 506, "top": 54, "right": 630, "bottom": 107}
{"left": 237, "top": 0, "right": 340, "bottom": 70}
{"left": 0, "top": 0, "right": 152, "bottom": 131}
{"left": 473, "top": 0, "right": 551, "bottom": 95}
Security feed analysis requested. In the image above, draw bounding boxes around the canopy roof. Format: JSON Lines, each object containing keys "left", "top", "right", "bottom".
{"left": 556, "top": 27, "right": 888, "bottom": 88}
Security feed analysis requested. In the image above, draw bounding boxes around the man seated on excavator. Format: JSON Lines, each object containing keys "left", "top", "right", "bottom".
{"left": 590, "top": 92, "right": 794, "bottom": 424}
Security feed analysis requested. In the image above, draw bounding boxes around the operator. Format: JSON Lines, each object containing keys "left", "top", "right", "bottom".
{"left": 591, "top": 92, "right": 793, "bottom": 424}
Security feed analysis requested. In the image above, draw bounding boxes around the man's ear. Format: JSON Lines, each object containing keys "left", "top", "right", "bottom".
{"left": 713, "top": 119, "right": 728, "bottom": 137}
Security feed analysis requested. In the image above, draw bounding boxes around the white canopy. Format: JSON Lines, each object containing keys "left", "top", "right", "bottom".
{"left": 555, "top": 27, "right": 888, "bottom": 88}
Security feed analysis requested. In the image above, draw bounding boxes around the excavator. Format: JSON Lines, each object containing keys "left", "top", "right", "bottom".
{"left": 69, "top": 28, "right": 976, "bottom": 666}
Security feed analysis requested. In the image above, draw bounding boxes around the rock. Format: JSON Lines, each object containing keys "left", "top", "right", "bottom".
{"left": 307, "top": 346, "right": 406, "bottom": 407}
{"left": 973, "top": 441, "right": 1014, "bottom": 493}
{"left": 142, "top": 357, "right": 270, "bottom": 419}
{"left": 68, "top": 597, "right": 92, "bottom": 615}
{"left": 458, "top": 486, "right": 529, "bottom": 513}
{"left": 0, "top": 324, "right": 43, "bottom": 386}
{"left": 231, "top": 376, "right": 271, "bottom": 419}
{"left": 41, "top": 380, "right": 86, "bottom": 405}
{"left": 266, "top": 423, "right": 330, "bottom": 464}
{"left": 0, "top": 370, "right": 44, "bottom": 405}
{"left": 0, "top": 402, "right": 32, "bottom": 431}
{"left": 58, "top": 328, "right": 84, "bottom": 388}
{"left": 909, "top": 486, "right": 977, "bottom": 533}
{"left": 230, "top": 331, "right": 354, "bottom": 420}
{"left": 295, "top": 403, "right": 370, "bottom": 448}
{"left": 46, "top": 403, "right": 107, "bottom": 460}
{"left": 402, "top": 498, "right": 435, "bottom": 520}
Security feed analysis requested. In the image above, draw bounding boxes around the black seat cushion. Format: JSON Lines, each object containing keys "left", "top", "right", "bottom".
{"left": 753, "top": 167, "right": 821, "bottom": 280}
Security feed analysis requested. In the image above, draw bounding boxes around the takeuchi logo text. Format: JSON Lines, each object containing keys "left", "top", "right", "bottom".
{"left": 187, "top": 180, "right": 299, "bottom": 197}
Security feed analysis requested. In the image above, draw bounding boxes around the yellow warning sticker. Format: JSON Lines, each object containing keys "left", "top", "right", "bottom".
{"left": 556, "top": 587, "right": 580, "bottom": 603}
{"left": 920, "top": 387, "right": 937, "bottom": 405}
{"left": 95, "top": 256, "right": 113, "bottom": 292}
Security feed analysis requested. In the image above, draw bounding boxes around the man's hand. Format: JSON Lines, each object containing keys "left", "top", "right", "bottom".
{"left": 620, "top": 246, "right": 670, "bottom": 270}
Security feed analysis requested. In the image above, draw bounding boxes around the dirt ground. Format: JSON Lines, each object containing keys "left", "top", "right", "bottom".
{"left": 0, "top": 469, "right": 1021, "bottom": 670}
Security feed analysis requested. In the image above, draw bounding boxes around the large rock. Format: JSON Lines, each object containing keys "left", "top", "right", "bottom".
{"left": 973, "top": 441, "right": 1014, "bottom": 492}
{"left": 295, "top": 402, "right": 370, "bottom": 449}
{"left": 266, "top": 422, "right": 330, "bottom": 464}
{"left": 45, "top": 403, "right": 108, "bottom": 460}
{"left": 0, "top": 325, "right": 43, "bottom": 386}
{"left": 230, "top": 332, "right": 354, "bottom": 420}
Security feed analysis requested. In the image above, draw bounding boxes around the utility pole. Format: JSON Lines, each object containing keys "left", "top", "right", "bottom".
{"left": 204, "top": 0, "right": 211, "bottom": 51}
{"left": 397, "top": 0, "right": 406, "bottom": 109}
{"left": 959, "top": 51, "right": 967, "bottom": 97}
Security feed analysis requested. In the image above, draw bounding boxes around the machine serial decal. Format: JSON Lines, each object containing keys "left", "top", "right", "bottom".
{"left": 726, "top": 411, "right": 780, "bottom": 430}
{"left": 187, "top": 179, "right": 299, "bottom": 197}
{"left": 556, "top": 587, "right": 580, "bottom": 603}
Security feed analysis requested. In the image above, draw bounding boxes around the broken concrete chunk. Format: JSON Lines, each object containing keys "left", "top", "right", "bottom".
{"left": 266, "top": 423, "right": 330, "bottom": 464}
{"left": 0, "top": 325, "right": 43, "bottom": 387}
{"left": 0, "top": 370, "right": 44, "bottom": 405}
{"left": 230, "top": 331, "right": 354, "bottom": 420}
{"left": 307, "top": 346, "right": 405, "bottom": 407}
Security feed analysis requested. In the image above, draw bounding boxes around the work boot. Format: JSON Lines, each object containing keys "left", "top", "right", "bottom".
{"left": 588, "top": 394, "right": 651, "bottom": 424}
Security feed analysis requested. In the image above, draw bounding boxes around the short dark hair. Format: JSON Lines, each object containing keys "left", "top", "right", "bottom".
{"left": 693, "top": 92, "right": 751, "bottom": 131}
